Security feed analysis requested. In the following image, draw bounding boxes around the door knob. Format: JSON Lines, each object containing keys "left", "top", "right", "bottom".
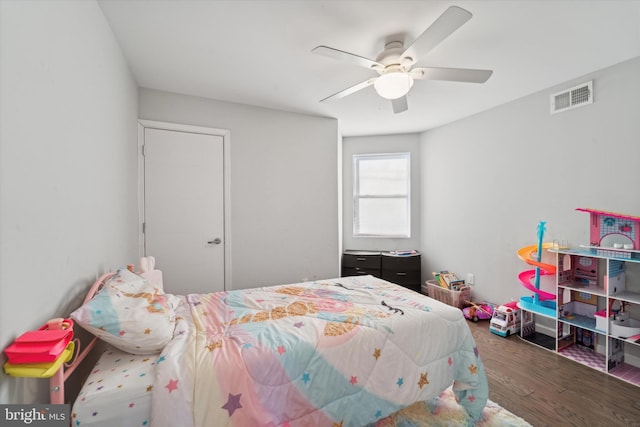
{"left": 207, "top": 238, "right": 222, "bottom": 245}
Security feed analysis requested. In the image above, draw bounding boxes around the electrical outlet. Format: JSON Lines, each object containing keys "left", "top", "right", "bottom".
{"left": 467, "top": 273, "right": 475, "bottom": 285}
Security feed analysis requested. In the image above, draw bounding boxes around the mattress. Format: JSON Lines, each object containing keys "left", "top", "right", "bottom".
{"left": 71, "top": 346, "right": 158, "bottom": 427}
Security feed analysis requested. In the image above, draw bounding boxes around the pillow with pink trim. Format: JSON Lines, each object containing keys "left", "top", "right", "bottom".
{"left": 70, "top": 269, "right": 178, "bottom": 354}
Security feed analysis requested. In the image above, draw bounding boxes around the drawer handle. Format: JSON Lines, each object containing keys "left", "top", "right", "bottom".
{"left": 396, "top": 272, "right": 407, "bottom": 276}
{"left": 356, "top": 258, "right": 367, "bottom": 261}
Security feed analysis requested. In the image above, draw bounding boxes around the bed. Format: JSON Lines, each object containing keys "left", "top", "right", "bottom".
{"left": 69, "top": 262, "right": 488, "bottom": 427}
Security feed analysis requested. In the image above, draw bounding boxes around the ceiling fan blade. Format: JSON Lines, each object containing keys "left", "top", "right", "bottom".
{"left": 319, "top": 78, "right": 378, "bottom": 103}
{"left": 401, "top": 6, "right": 472, "bottom": 61}
{"left": 411, "top": 67, "right": 493, "bottom": 83}
{"left": 312, "top": 45, "right": 383, "bottom": 70}
{"left": 391, "top": 96, "right": 408, "bottom": 114}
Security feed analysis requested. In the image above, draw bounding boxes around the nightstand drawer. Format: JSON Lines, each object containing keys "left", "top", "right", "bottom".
{"left": 342, "top": 251, "right": 381, "bottom": 269}
{"left": 342, "top": 267, "right": 381, "bottom": 277}
{"left": 381, "top": 253, "right": 421, "bottom": 271}
{"left": 381, "top": 270, "right": 421, "bottom": 287}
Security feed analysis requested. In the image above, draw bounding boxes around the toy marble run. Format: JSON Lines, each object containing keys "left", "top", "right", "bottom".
{"left": 516, "top": 221, "right": 557, "bottom": 317}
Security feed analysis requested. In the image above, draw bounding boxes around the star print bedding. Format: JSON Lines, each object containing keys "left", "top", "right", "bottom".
{"left": 72, "top": 347, "right": 157, "bottom": 426}
{"left": 151, "top": 275, "right": 488, "bottom": 427}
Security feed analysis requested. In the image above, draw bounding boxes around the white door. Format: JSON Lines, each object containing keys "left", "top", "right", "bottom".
{"left": 143, "top": 127, "right": 225, "bottom": 294}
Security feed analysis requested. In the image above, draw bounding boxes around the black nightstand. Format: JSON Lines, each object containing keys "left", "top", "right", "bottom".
{"left": 381, "top": 252, "right": 421, "bottom": 292}
{"left": 341, "top": 250, "right": 421, "bottom": 292}
{"left": 341, "top": 250, "right": 381, "bottom": 277}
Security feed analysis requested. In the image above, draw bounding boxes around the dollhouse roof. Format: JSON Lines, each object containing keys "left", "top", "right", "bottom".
{"left": 576, "top": 208, "right": 640, "bottom": 222}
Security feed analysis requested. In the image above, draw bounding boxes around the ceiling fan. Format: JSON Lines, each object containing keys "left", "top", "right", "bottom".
{"left": 312, "top": 6, "right": 493, "bottom": 114}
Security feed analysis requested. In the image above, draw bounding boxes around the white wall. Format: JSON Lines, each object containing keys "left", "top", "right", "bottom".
{"left": 420, "top": 57, "right": 640, "bottom": 305}
{"left": 342, "top": 134, "right": 421, "bottom": 252}
{"left": 138, "top": 88, "right": 340, "bottom": 289}
{"left": 0, "top": 0, "right": 138, "bottom": 404}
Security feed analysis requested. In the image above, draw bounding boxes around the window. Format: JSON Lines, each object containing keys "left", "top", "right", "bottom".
{"left": 353, "top": 153, "right": 410, "bottom": 237}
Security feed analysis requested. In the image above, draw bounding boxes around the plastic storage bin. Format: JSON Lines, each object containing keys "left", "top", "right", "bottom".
{"left": 423, "top": 280, "right": 471, "bottom": 309}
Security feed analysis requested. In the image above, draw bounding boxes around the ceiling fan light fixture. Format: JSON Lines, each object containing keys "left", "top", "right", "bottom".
{"left": 374, "top": 72, "right": 414, "bottom": 100}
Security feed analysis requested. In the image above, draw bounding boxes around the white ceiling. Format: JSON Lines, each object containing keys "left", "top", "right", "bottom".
{"left": 98, "top": 0, "right": 640, "bottom": 136}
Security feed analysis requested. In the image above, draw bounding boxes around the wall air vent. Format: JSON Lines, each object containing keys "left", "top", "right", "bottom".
{"left": 550, "top": 80, "right": 593, "bottom": 114}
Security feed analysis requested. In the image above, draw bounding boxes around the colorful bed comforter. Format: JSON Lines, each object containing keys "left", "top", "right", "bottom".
{"left": 151, "top": 275, "right": 488, "bottom": 427}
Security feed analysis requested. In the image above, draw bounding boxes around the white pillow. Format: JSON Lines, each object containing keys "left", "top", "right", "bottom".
{"left": 71, "top": 269, "right": 177, "bottom": 354}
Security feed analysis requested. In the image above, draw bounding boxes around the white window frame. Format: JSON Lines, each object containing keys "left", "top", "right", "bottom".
{"left": 353, "top": 152, "right": 411, "bottom": 238}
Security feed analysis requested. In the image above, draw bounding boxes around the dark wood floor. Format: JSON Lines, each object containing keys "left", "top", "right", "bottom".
{"left": 467, "top": 321, "right": 640, "bottom": 427}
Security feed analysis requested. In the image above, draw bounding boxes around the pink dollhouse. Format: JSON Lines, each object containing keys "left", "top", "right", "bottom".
{"left": 576, "top": 208, "right": 640, "bottom": 258}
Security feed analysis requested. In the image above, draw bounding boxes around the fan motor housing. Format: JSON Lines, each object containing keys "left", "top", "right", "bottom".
{"left": 376, "top": 41, "right": 413, "bottom": 70}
